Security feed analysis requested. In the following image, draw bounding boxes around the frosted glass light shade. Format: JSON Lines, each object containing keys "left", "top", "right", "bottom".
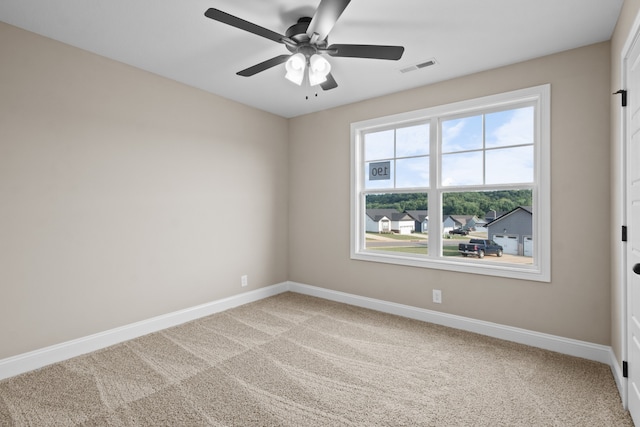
{"left": 308, "top": 54, "right": 331, "bottom": 86}
{"left": 285, "top": 53, "right": 306, "bottom": 85}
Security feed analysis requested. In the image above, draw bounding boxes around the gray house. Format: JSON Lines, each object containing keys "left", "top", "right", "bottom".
{"left": 455, "top": 215, "right": 481, "bottom": 230}
{"left": 405, "top": 210, "right": 428, "bottom": 233}
{"left": 487, "top": 206, "right": 533, "bottom": 256}
{"left": 442, "top": 215, "right": 463, "bottom": 235}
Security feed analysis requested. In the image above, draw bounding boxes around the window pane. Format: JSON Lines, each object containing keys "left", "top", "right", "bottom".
{"left": 442, "top": 115, "right": 483, "bottom": 153}
{"left": 442, "top": 151, "right": 483, "bottom": 186}
{"left": 365, "top": 130, "right": 394, "bottom": 161}
{"left": 396, "top": 124, "right": 429, "bottom": 157}
{"left": 353, "top": 85, "right": 549, "bottom": 281}
{"left": 486, "top": 107, "right": 534, "bottom": 149}
{"left": 486, "top": 146, "right": 533, "bottom": 184}
{"left": 365, "top": 160, "right": 394, "bottom": 189}
{"left": 442, "top": 190, "right": 533, "bottom": 265}
{"left": 396, "top": 157, "right": 429, "bottom": 188}
{"left": 365, "top": 193, "right": 428, "bottom": 256}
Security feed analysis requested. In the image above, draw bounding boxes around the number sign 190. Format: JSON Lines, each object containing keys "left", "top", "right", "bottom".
{"left": 369, "top": 161, "right": 391, "bottom": 181}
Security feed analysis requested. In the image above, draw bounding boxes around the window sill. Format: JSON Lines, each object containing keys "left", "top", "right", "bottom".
{"left": 351, "top": 250, "right": 550, "bottom": 282}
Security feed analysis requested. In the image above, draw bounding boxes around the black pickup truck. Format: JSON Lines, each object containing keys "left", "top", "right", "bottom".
{"left": 458, "top": 239, "right": 503, "bottom": 258}
{"left": 448, "top": 227, "right": 469, "bottom": 236}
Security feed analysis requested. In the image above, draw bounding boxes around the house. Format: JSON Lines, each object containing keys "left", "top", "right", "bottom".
{"left": 472, "top": 218, "right": 489, "bottom": 234}
{"left": 365, "top": 210, "right": 391, "bottom": 233}
{"left": 485, "top": 210, "right": 503, "bottom": 222}
{"left": 487, "top": 206, "right": 533, "bottom": 256}
{"left": 366, "top": 209, "right": 415, "bottom": 234}
{"left": 404, "top": 210, "right": 428, "bottom": 233}
{"left": 443, "top": 215, "right": 480, "bottom": 234}
{"left": 1, "top": 2, "right": 639, "bottom": 421}
{"left": 442, "top": 215, "right": 462, "bottom": 234}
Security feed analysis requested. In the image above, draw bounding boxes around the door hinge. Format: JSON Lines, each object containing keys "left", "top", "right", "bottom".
{"left": 613, "top": 89, "right": 627, "bottom": 107}
{"left": 623, "top": 361, "right": 629, "bottom": 378}
{"left": 623, "top": 225, "right": 628, "bottom": 242}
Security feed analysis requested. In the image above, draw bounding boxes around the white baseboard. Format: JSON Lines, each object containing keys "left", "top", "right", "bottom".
{"left": 287, "top": 281, "right": 613, "bottom": 365}
{"left": 610, "top": 349, "right": 628, "bottom": 408}
{"left": 0, "top": 280, "right": 615, "bottom": 382}
{"left": 0, "top": 283, "right": 289, "bottom": 381}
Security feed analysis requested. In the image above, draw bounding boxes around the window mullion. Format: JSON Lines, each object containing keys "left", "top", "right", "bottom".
{"left": 392, "top": 129, "right": 396, "bottom": 189}
{"left": 429, "top": 117, "right": 441, "bottom": 258}
{"left": 482, "top": 114, "right": 486, "bottom": 185}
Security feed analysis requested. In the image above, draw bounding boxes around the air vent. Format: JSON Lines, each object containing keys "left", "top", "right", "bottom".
{"left": 399, "top": 58, "right": 437, "bottom": 74}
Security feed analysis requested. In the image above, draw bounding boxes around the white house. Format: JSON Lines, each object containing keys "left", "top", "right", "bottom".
{"left": 366, "top": 209, "right": 415, "bottom": 234}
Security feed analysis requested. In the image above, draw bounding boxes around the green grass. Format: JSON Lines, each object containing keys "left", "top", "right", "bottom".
{"left": 369, "top": 246, "right": 461, "bottom": 256}
{"left": 370, "top": 246, "right": 428, "bottom": 255}
{"left": 443, "top": 235, "right": 471, "bottom": 240}
{"left": 443, "top": 247, "right": 460, "bottom": 256}
{"left": 366, "top": 232, "right": 427, "bottom": 241}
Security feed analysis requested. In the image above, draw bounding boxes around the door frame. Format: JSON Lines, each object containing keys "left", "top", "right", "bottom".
{"left": 620, "top": 8, "right": 640, "bottom": 412}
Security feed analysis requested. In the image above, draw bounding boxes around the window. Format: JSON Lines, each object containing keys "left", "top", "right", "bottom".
{"left": 351, "top": 85, "right": 550, "bottom": 281}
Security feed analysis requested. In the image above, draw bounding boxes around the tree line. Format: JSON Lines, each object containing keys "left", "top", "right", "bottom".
{"left": 366, "top": 190, "right": 532, "bottom": 217}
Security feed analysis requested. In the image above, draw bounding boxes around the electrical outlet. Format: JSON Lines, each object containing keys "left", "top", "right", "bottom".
{"left": 241, "top": 275, "right": 248, "bottom": 287}
{"left": 432, "top": 289, "right": 442, "bottom": 304}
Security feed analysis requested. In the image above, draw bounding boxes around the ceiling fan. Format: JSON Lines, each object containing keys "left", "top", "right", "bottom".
{"left": 204, "top": 0, "right": 405, "bottom": 91}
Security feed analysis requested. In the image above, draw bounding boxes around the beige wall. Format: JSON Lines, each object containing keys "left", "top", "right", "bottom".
{"left": 610, "top": 0, "right": 640, "bottom": 365}
{"left": 0, "top": 13, "right": 624, "bottom": 361}
{"left": 0, "top": 23, "right": 289, "bottom": 359}
{"left": 289, "top": 42, "right": 612, "bottom": 345}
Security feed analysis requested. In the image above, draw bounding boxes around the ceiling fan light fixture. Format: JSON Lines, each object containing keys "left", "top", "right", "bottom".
{"left": 308, "top": 54, "right": 331, "bottom": 86}
{"left": 285, "top": 53, "right": 306, "bottom": 85}
{"left": 205, "top": 0, "right": 405, "bottom": 93}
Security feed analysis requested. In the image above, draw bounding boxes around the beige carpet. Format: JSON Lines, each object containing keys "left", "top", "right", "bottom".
{"left": 0, "top": 292, "right": 633, "bottom": 426}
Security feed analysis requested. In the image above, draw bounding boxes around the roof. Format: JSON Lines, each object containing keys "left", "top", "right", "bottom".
{"left": 404, "top": 210, "right": 428, "bottom": 222}
{"left": 366, "top": 209, "right": 414, "bottom": 222}
{"left": 449, "top": 215, "right": 479, "bottom": 226}
{"left": 487, "top": 206, "right": 533, "bottom": 225}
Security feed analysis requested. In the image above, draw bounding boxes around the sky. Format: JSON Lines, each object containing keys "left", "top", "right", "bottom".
{"left": 364, "top": 106, "right": 534, "bottom": 189}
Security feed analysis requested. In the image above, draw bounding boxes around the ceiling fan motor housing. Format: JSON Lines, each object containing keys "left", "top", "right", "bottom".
{"left": 285, "top": 17, "right": 328, "bottom": 54}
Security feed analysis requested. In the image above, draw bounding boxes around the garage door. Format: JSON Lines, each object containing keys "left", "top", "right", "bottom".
{"left": 493, "top": 235, "right": 519, "bottom": 255}
{"left": 523, "top": 236, "right": 533, "bottom": 257}
{"left": 399, "top": 225, "right": 413, "bottom": 234}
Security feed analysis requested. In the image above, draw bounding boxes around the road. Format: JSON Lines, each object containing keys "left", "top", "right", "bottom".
{"left": 366, "top": 237, "right": 462, "bottom": 248}
{"left": 365, "top": 234, "right": 533, "bottom": 264}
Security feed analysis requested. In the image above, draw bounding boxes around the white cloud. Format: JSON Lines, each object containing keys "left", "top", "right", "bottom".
{"left": 396, "top": 124, "right": 429, "bottom": 157}
{"left": 486, "top": 146, "right": 533, "bottom": 184}
{"left": 486, "top": 107, "right": 534, "bottom": 148}
{"left": 442, "top": 115, "right": 483, "bottom": 152}
{"left": 441, "top": 152, "right": 483, "bottom": 186}
{"left": 443, "top": 120, "right": 465, "bottom": 141}
{"left": 364, "top": 129, "right": 394, "bottom": 161}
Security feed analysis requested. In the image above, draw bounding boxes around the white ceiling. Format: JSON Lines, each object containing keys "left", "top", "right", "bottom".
{"left": 0, "top": 0, "right": 624, "bottom": 118}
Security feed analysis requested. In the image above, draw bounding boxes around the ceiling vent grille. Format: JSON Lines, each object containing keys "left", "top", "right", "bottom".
{"left": 399, "top": 58, "right": 437, "bottom": 74}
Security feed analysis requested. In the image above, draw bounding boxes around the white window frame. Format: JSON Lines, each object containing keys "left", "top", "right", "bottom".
{"left": 350, "top": 85, "right": 551, "bottom": 282}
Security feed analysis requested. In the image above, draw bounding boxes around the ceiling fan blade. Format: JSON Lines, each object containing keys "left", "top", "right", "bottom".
{"left": 306, "top": 0, "right": 351, "bottom": 41}
{"left": 205, "top": 8, "right": 289, "bottom": 44}
{"left": 320, "top": 73, "right": 338, "bottom": 91}
{"left": 236, "top": 54, "right": 292, "bottom": 77}
{"left": 327, "top": 44, "right": 405, "bottom": 60}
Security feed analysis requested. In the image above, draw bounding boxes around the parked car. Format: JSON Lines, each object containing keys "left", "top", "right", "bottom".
{"left": 458, "top": 239, "right": 503, "bottom": 258}
{"left": 449, "top": 228, "right": 469, "bottom": 236}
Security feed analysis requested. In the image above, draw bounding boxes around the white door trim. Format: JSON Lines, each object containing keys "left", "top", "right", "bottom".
{"left": 621, "top": 8, "right": 640, "bottom": 414}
